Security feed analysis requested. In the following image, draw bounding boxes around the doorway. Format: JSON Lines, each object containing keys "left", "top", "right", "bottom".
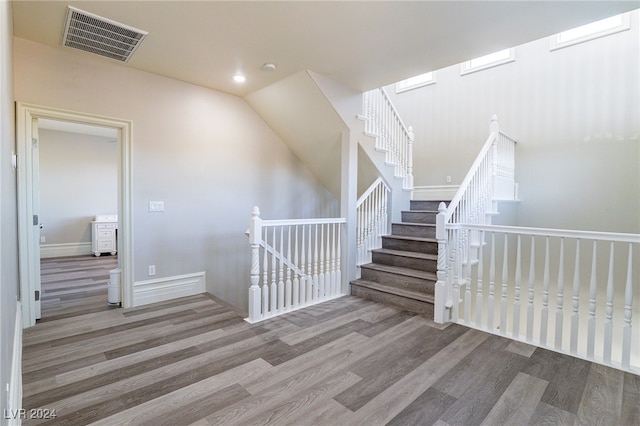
{"left": 17, "top": 102, "right": 133, "bottom": 328}
{"left": 37, "top": 119, "right": 119, "bottom": 320}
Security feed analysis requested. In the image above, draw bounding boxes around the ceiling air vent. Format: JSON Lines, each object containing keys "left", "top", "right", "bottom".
{"left": 62, "top": 6, "right": 147, "bottom": 63}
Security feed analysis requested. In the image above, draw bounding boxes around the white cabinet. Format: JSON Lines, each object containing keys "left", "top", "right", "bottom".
{"left": 92, "top": 216, "right": 118, "bottom": 257}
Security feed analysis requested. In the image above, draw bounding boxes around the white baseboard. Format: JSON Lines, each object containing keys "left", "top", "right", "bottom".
{"left": 7, "top": 302, "right": 22, "bottom": 426}
{"left": 133, "top": 272, "right": 206, "bottom": 307}
{"left": 40, "top": 242, "right": 92, "bottom": 258}
{"left": 412, "top": 185, "right": 458, "bottom": 201}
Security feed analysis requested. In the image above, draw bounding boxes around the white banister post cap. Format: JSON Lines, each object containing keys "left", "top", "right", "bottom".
{"left": 438, "top": 202, "right": 447, "bottom": 213}
{"left": 490, "top": 114, "right": 499, "bottom": 133}
{"left": 251, "top": 206, "right": 260, "bottom": 217}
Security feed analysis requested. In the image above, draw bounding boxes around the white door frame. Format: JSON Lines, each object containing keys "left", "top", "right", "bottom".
{"left": 16, "top": 102, "right": 134, "bottom": 327}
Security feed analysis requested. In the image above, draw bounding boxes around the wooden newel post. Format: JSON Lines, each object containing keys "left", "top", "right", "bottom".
{"left": 248, "top": 206, "right": 262, "bottom": 322}
{"left": 434, "top": 202, "right": 449, "bottom": 323}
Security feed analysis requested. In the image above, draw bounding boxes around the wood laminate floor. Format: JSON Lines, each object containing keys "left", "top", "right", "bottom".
{"left": 23, "top": 256, "right": 639, "bottom": 425}
{"left": 40, "top": 254, "right": 118, "bottom": 321}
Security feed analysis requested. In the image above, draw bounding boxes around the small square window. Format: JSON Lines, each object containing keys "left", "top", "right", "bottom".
{"left": 460, "top": 48, "right": 515, "bottom": 75}
{"left": 395, "top": 71, "right": 436, "bottom": 93}
{"left": 550, "top": 12, "right": 630, "bottom": 50}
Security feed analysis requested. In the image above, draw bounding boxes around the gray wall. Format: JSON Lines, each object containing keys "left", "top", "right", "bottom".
{"left": 387, "top": 10, "right": 640, "bottom": 234}
{"left": 1, "top": 1, "right": 18, "bottom": 423}
{"left": 14, "top": 37, "right": 338, "bottom": 312}
{"left": 39, "top": 129, "right": 118, "bottom": 245}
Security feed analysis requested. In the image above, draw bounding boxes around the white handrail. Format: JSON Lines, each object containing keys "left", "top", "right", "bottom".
{"left": 357, "top": 177, "right": 387, "bottom": 208}
{"left": 443, "top": 132, "right": 497, "bottom": 224}
{"left": 434, "top": 115, "right": 518, "bottom": 324}
{"left": 361, "top": 88, "right": 414, "bottom": 190}
{"left": 247, "top": 206, "right": 346, "bottom": 323}
{"left": 262, "top": 218, "right": 346, "bottom": 227}
{"left": 379, "top": 87, "right": 412, "bottom": 136}
{"left": 356, "top": 178, "right": 390, "bottom": 267}
{"left": 451, "top": 222, "right": 640, "bottom": 373}
{"left": 449, "top": 223, "right": 640, "bottom": 244}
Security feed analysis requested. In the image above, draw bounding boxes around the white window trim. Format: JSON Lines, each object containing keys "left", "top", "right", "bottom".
{"left": 460, "top": 48, "right": 515, "bottom": 76}
{"left": 395, "top": 72, "right": 436, "bottom": 93}
{"left": 550, "top": 12, "right": 631, "bottom": 51}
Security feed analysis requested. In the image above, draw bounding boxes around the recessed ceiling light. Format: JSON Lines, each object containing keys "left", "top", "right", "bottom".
{"left": 233, "top": 74, "right": 246, "bottom": 83}
{"left": 261, "top": 63, "right": 277, "bottom": 72}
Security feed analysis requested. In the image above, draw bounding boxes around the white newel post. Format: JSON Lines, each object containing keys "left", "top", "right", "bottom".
{"left": 248, "top": 206, "right": 262, "bottom": 323}
{"left": 490, "top": 115, "right": 499, "bottom": 198}
{"left": 434, "top": 202, "right": 449, "bottom": 323}
{"left": 406, "top": 126, "right": 414, "bottom": 190}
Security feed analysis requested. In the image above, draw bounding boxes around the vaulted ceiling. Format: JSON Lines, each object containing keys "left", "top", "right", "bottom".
{"left": 12, "top": 1, "right": 637, "bottom": 97}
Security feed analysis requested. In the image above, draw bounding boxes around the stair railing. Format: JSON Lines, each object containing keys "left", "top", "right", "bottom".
{"left": 450, "top": 223, "right": 640, "bottom": 373}
{"left": 361, "top": 88, "right": 414, "bottom": 190}
{"left": 247, "top": 207, "right": 346, "bottom": 323}
{"left": 434, "top": 115, "right": 517, "bottom": 323}
{"left": 356, "top": 177, "right": 391, "bottom": 267}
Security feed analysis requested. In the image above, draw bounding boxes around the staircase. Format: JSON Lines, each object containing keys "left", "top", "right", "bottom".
{"left": 351, "top": 200, "right": 444, "bottom": 315}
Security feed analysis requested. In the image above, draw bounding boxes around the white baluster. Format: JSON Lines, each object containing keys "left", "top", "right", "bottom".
{"left": 570, "top": 239, "right": 581, "bottom": 355}
{"left": 330, "top": 223, "right": 337, "bottom": 296}
{"left": 319, "top": 224, "right": 325, "bottom": 300}
{"left": 285, "top": 226, "right": 292, "bottom": 312}
{"left": 382, "top": 186, "right": 389, "bottom": 235}
{"left": 313, "top": 224, "right": 319, "bottom": 301}
{"left": 248, "top": 207, "right": 262, "bottom": 322}
{"left": 307, "top": 224, "right": 313, "bottom": 303}
{"left": 587, "top": 241, "right": 597, "bottom": 359}
{"left": 500, "top": 234, "right": 509, "bottom": 335}
{"left": 622, "top": 243, "right": 633, "bottom": 369}
{"left": 452, "top": 228, "right": 461, "bottom": 323}
{"left": 464, "top": 230, "right": 472, "bottom": 324}
{"left": 325, "top": 223, "right": 332, "bottom": 297}
{"left": 526, "top": 236, "right": 536, "bottom": 342}
{"left": 292, "top": 225, "right": 299, "bottom": 309}
{"left": 277, "top": 228, "right": 285, "bottom": 311}
{"left": 300, "top": 225, "right": 307, "bottom": 305}
{"left": 336, "top": 224, "right": 342, "bottom": 295}
{"left": 513, "top": 234, "right": 522, "bottom": 339}
{"left": 555, "top": 237, "right": 565, "bottom": 350}
{"left": 540, "top": 237, "right": 550, "bottom": 346}
{"left": 488, "top": 232, "right": 496, "bottom": 330}
{"left": 603, "top": 242, "right": 614, "bottom": 364}
{"left": 476, "top": 230, "right": 485, "bottom": 328}
{"left": 269, "top": 228, "right": 277, "bottom": 313}
{"left": 357, "top": 203, "right": 363, "bottom": 265}
{"left": 262, "top": 228, "right": 269, "bottom": 316}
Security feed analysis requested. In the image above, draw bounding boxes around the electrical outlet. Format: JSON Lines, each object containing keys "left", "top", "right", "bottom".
{"left": 446, "top": 175, "right": 452, "bottom": 183}
{"left": 149, "top": 265, "right": 156, "bottom": 276}
{"left": 40, "top": 236, "right": 46, "bottom": 243}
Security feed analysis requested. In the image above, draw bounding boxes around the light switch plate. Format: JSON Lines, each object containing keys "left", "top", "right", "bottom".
{"left": 149, "top": 201, "right": 165, "bottom": 212}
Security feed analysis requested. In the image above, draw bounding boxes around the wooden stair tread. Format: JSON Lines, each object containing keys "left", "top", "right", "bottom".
{"left": 359, "top": 263, "right": 437, "bottom": 281}
{"left": 402, "top": 210, "right": 438, "bottom": 213}
{"left": 382, "top": 235, "right": 437, "bottom": 243}
{"left": 392, "top": 222, "right": 436, "bottom": 227}
{"left": 372, "top": 248, "right": 437, "bottom": 261}
{"left": 351, "top": 279, "right": 435, "bottom": 303}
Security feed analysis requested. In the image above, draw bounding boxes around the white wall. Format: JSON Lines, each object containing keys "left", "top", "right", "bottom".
{"left": 387, "top": 10, "right": 640, "bottom": 234}
{"left": 39, "top": 129, "right": 117, "bottom": 244}
{"left": 1, "top": 1, "right": 19, "bottom": 424}
{"left": 14, "top": 37, "right": 338, "bottom": 312}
